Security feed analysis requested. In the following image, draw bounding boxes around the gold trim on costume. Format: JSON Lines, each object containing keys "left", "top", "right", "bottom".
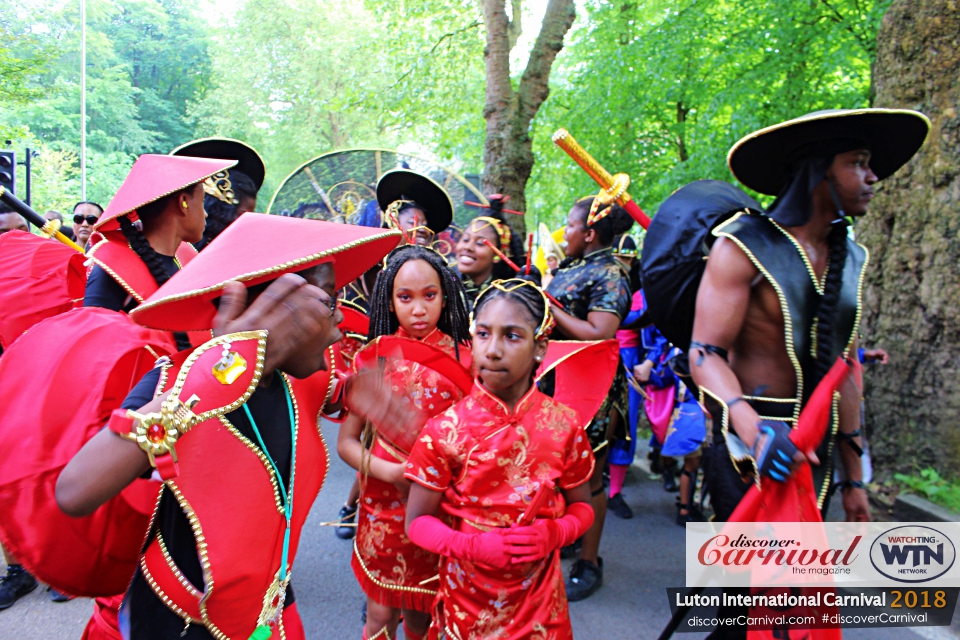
{"left": 714, "top": 213, "right": 803, "bottom": 422}
{"left": 351, "top": 542, "right": 438, "bottom": 599}
{"left": 131, "top": 231, "right": 402, "bottom": 330}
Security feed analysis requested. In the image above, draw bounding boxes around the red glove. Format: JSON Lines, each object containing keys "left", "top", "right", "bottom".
{"left": 502, "top": 501, "right": 595, "bottom": 564}
{"left": 408, "top": 515, "right": 512, "bottom": 569}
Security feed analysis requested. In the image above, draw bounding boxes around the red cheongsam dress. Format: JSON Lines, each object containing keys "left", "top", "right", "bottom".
{"left": 352, "top": 328, "right": 471, "bottom": 612}
{"left": 404, "top": 382, "right": 595, "bottom": 640}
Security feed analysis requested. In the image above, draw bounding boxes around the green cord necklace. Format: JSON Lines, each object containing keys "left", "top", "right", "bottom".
{"left": 245, "top": 376, "right": 296, "bottom": 640}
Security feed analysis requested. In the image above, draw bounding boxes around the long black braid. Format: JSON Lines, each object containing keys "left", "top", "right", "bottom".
{"left": 118, "top": 190, "right": 192, "bottom": 351}
{"left": 368, "top": 245, "right": 472, "bottom": 358}
{"left": 812, "top": 222, "right": 850, "bottom": 385}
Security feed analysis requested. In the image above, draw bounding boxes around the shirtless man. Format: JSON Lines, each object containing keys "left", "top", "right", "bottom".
{"left": 689, "top": 109, "right": 929, "bottom": 522}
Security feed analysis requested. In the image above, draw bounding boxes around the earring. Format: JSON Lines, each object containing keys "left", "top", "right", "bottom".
{"left": 182, "top": 201, "right": 188, "bottom": 210}
{"left": 535, "top": 356, "right": 542, "bottom": 362}
{"left": 493, "top": 256, "right": 501, "bottom": 263}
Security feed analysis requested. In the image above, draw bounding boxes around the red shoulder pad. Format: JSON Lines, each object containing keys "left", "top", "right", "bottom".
{"left": 536, "top": 339, "right": 620, "bottom": 428}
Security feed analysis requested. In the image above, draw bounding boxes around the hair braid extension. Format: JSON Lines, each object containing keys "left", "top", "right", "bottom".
{"left": 118, "top": 214, "right": 191, "bottom": 351}
{"left": 368, "top": 245, "right": 471, "bottom": 359}
{"left": 812, "top": 223, "right": 849, "bottom": 385}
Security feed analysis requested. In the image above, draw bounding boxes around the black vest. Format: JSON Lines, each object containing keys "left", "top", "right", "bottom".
{"left": 713, "top": 211, "right": 868, "bottom": 507}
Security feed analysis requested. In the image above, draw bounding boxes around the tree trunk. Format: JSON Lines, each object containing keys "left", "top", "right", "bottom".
{"left": 481, "top": 0, "right": 575, "bottom": 234}
{"left": 857, "top": 0, "right": 960, "bottom": 479}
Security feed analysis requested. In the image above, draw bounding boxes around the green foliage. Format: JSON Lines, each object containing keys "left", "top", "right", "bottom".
{"left": 528, "top": 0, "right": 893, "bottom": 230}
{"left": 190, "top": 0, "right": 488, "bottom": 207}
{"left": 895, "top": 468, "right": 960, "bottom": 514}
{"left": 0, "top": 0, "right": 211, "bottom": 206}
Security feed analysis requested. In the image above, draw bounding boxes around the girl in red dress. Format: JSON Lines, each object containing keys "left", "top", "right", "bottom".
{"left": 338, "top": 244, "right": 472, "bottom": 640}
{"left": 404, "top": 279, "right": 597, "bottom": 640}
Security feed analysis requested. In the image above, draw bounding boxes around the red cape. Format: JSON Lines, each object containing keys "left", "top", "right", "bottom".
{"left": 0, "top": 308, "right": 176, "bottom": 596}
{"left": 0, "top": 231, "right": 86, "bottom": 349}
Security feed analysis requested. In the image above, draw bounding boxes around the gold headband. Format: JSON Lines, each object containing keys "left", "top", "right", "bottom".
{"left": 203, "top": 170, "right": 239, "bottom": 205}
{"left": 471, "top": 278, "right": 555, "bottom": 339}
{"left": 471, "top": 216, "right": 511, "bottom": 248}
{"left": 584, "top": 172, "right": 630, "bottom": 226}
{"left": 384, "top": 199, "right": 435, "bottom": 245}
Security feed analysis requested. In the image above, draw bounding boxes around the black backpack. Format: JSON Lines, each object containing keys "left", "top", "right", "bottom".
{"left": 640, "top": 180, "right": 763, "bottom": 350}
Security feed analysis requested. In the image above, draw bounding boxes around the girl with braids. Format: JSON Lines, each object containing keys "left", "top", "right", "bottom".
{"left": 544, "top": 196, "right": 633, "bottom": 601}
{"left": 338, "top": 244, "right": 471, "bottom": 640}
{"left": 85, "top": 155, "right": 234, "bottom": 317}
{"left": 404, "top": 279, "right": 595, "bottom": 640}
{"left": 455, "top": 195, "right": 527, "bottom": 310}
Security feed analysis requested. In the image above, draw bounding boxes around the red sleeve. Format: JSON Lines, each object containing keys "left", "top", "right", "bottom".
{"left": 404, "top": 408, "right": 459, "bottom": 492}
{"left": 559, "top": 420, "right": 595, "bottom": 490}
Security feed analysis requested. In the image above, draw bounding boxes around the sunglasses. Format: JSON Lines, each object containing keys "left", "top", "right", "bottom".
{"left": 73, "top": 214, "right": 99, "bottom": 225}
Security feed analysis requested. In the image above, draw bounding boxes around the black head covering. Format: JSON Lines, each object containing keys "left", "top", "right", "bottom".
{"left": 767, "top": 138, "right": 866, "bottom": 227}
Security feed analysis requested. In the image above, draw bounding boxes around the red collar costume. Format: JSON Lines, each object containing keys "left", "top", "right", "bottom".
{"left": 404, "top": 383, "right": 595, "bottom": 640}
{"left": 349, "top": 328, "right": 471, "bottom": 614}
{"left": 116, "top": 214, "right": 399, "bottom": 639}
{"left": 89, "top": 154, "right": 237, "bottom": 307}
{"left": 0, "top": 212, "right": 399, "bottom": 640}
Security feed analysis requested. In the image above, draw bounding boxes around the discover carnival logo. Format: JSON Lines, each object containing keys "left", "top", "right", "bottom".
{"left": 869, "top": 525, "right": 956, "bottom": 584}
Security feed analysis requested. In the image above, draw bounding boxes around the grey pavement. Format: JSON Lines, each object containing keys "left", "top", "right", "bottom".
{"left": 1, "top": 421, "right": 952, "bottom": 639}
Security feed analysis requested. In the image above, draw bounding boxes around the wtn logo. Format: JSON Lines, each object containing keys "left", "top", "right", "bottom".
{"left": 879, "top": 543, "right": 944, "bottom": 568}
{"left": 870, "top": 526, "right": 956, "bottom": 583}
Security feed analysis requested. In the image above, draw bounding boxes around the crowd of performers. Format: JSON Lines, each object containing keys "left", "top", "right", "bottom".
{"left": 0, "top": 106, "right": 933, "bottom": 640}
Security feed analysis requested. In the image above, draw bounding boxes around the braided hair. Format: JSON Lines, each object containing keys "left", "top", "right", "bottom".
{"left": 368, "top": 244, "right": 471, "bottom": 358}
{"left": 473, "top": 280, "right": 551, "bottom": 383}
{"left": 484, "top": 196, "right": 528, "bottom": 280}
{"left": 196, "top": 170, "right": 257, "bottom": 251}
{"left": 571, "top": 198, "right": 634, "bottom": 246}
{"left": 118, "top": 188, "right": 193, "bottom": 351}
{"left": 473, "top": 280, "right": 549, "bottom": 338}
{"left": 811, "top": 222, "right": 850, "bottom": 385}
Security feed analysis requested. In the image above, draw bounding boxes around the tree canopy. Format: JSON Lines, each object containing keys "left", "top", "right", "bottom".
{"left": 1, "top": 0, "right": 889, "bottom": 224}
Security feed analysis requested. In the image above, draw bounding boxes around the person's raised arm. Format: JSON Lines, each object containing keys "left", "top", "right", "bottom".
{"left": 549, "top": 308, "right": 621, "bottom": 341}
{"left": 689, "top": 237, "right": 762, "bottom": 448}
{"left": 58, "top": 275, "right": 335, "bottom": 518}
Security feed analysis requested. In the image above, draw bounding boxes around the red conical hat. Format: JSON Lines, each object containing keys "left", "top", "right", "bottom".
{"left": 96, "top": 154, "right": 237, "bottom": 231}
{"left": 130, "top": 213, "right": 401, "bottom": 331}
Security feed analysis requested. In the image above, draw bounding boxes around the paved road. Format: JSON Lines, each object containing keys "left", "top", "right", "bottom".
{"left": 2, "top": 422, "right": 955, "bottom": 639}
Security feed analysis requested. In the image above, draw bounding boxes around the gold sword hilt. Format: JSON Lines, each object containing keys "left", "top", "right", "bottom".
{"left": 552, "top": 128, "right": 635, "bottom": 205}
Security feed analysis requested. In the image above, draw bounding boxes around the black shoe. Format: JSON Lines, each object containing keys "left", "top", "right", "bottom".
{"left": 662, "top": 467, "right": 678, "bottom": 493}
{"left": 47, "top": 586, "right": 72, "bottom": 602}
{"left": 0, "top": 565, "right": 38, "bottom": 610}
{"left": 560, "top": 537, "right": 583, "bottom": 560}
{"left": 336, "top": 504, "right": 358, "bottom": 540}
{"left": 608, "top": 493, "right": 634, "bottom": 519}
{"left": 566, "top": 558, "right": 603, "bottom": 602}
{"left": 676, "top": 502, "right": 706, "bottom": 527}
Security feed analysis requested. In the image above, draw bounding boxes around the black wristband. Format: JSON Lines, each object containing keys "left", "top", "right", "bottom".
{"left": 838, "top": 479, "right": 865, "bottom": 491}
